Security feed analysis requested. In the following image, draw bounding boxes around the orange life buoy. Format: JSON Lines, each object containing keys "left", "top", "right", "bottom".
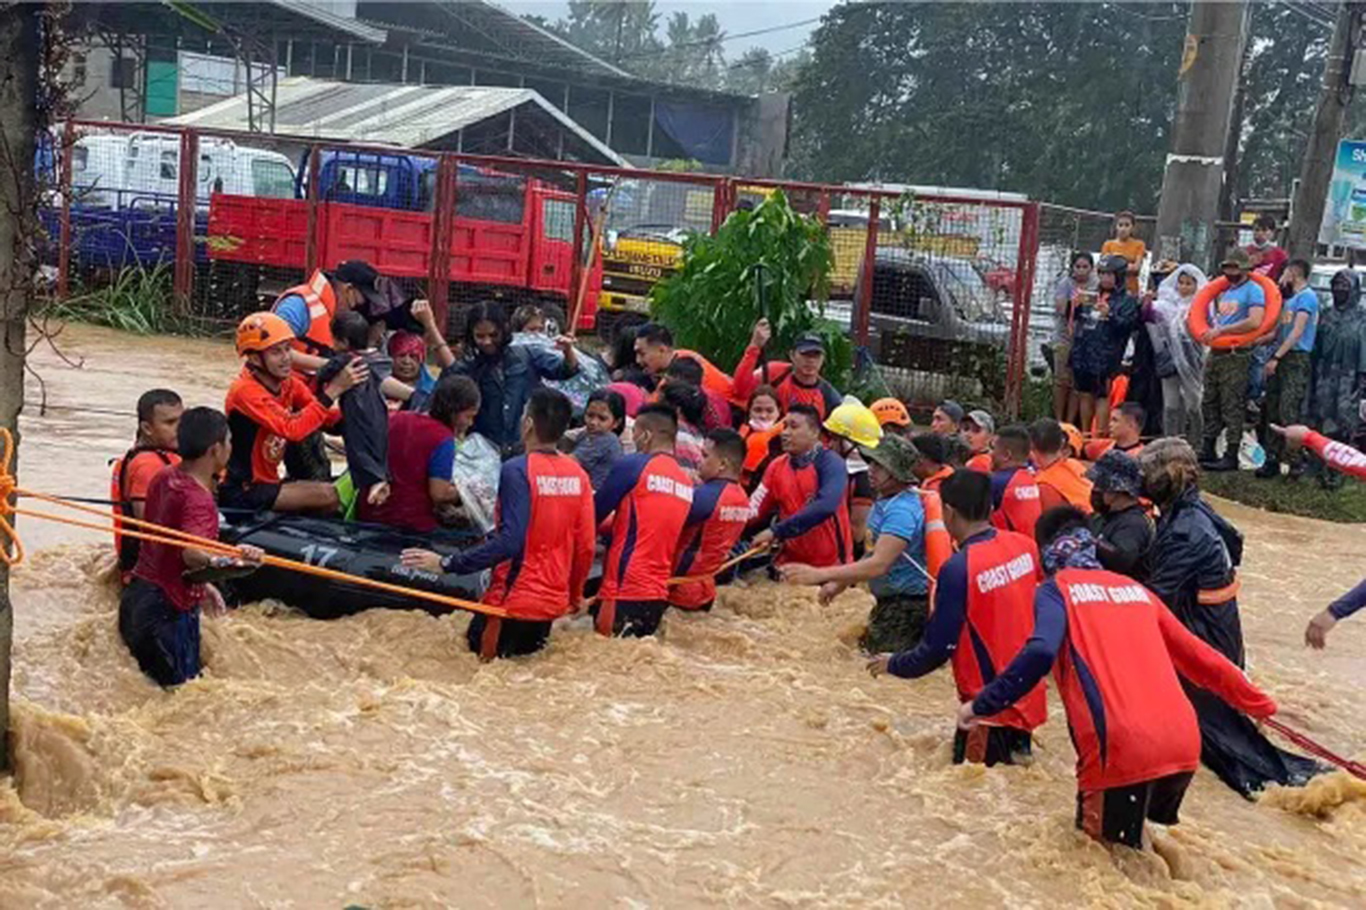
{"left": 1186, "top": 272, "right": 1283, "bottom": 349}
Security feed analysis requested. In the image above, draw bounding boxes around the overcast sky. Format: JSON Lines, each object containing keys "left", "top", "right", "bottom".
{"left": 505, "top": 1, "right": 836, "bottom": 56}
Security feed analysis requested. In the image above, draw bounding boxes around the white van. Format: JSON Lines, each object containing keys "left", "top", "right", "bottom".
{"left": 70, "top": 132, "right": 295, "bottom": 209}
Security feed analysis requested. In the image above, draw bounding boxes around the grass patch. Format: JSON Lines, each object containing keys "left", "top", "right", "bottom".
{"left": 1200, "top": 469, "right": 1366, "bottom": 523}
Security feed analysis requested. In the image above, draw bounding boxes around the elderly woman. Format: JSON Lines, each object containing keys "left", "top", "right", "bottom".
{"left": 1139, "top": 439, "right": 1319, "bottom": 796}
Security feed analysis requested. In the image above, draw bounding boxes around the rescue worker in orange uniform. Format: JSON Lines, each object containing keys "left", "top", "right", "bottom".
{"left": 111, "top": 389, "right": 183, "bottom": 582}
{"left": 1029, "top": 418, "right": 1094, "bottom": 514}
{"left": 749, "top": 404, "right": 853, "bottom": 568}
{"left": 988, "top": 425, "right": 1043, "bottom": 538}
{"left": 222, "top": 312, "right": 366, "bottom": 513}
{"left": 273, "top": 261, "right": 419, "bottom": 476}
{"left": 961, "top": 409, "right": 996, "bottom": 472}
{"left": 731, "top": 319, "right": 844, "bottom": 419}
{"left": 594, "top": 403, "right": 696, "bottom": 637}
{"left": 402, "top": 389, "right": 595, "bottom": 660}
{"left": 868, "top": 469, "right": 1046, "bottom": 767}
{"left": 958, "top": 507, "right": 1277, "bottom": 850}
{"left": 669, "top": 429, "right": 752, "bottom": 613}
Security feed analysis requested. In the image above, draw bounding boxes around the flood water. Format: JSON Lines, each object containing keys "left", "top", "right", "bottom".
{"left": 2, "top": 324, "right": 1365, "bottom": 907}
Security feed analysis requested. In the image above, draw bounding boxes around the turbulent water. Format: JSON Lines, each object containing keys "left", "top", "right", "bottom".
{"left": 3, "top": 325, "right": 1365, "bottom": 907}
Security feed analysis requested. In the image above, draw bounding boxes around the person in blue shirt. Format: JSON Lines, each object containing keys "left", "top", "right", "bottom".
{"left": 1199, "top": 248, "right": 1266, "bottom": 472}
{"left": 441, "top": 301, "right": 580, "bottom": 456}
{"left": 779, "top": 433, "right": 929, "bottom": 653}
{"left": 1257, "top": 258, "right": 1319, "bottom": 478}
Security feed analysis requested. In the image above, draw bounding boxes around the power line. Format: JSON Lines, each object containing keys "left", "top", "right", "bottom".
{"left": 616, "top": 16, "right": 822, "bottom": 60}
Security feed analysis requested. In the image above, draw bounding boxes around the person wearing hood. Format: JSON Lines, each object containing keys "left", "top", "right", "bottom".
{"left": 1137, "top": 439, "right": 1320, "bottom": 797}
{"left": 1255, "top": 259, "right": 1319, "bottom": 479}
{"left": 1070, "top": 255, "right": 1140, "bottom": 437}
{"left": 1148, "top": 264, "right": 1208, "bottom": 447}
{"left": 1307, "top": 268, "right": 1366, "bottom": 486}
{"left": 441, "top": 301, "right": 579, "bottom": 456}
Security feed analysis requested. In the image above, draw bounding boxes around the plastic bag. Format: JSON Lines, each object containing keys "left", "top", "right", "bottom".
{"left": 451, "top": 432, "right": 501, "bottom": 533}
{"left": 509, "top": 332, "right": 609, "bottom": 415}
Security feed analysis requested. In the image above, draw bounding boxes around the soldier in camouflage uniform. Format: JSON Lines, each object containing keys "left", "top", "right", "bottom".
{"left": 1200, "top": 249, "right": 1268, "bottom": 472}
{"left": 1308, "top": 269, "right": 1366, "bottom": 485}
{"left": 1256, "top": 258, "right": 1319, "bottom": 478}
{"left": 776, "top": 434, "right": 931, "bottom": 655}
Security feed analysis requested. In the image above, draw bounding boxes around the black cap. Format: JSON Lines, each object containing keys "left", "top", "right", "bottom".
{"left": 792, "top": 332, "right": 825, "bottom": 354}
{"left": 331, "top": 260, "right": 385, "bottom": 309}
{"left": 936, "top": 399, "right": 965, "bottom": 424}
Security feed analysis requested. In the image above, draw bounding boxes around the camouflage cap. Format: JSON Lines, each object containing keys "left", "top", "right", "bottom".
{"left": 859, "top": 434, "right": 921, "bottom": 483}
{"left": 1084, "top": 449, "right": 1144, "bottom": 497}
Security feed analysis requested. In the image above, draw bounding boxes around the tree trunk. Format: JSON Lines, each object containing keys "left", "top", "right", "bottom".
{"left": 1287, "top": 1, "right": 1364, "bottom": 259}
{"left": 0, "top": 2, "right": 41, "bottom": 774}
{"left": 1154, "top": 1, "right": 1252, "bottom": 272}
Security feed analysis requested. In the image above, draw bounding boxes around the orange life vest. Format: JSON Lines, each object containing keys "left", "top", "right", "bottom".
{"left": 273, "top": 268, "right": 337, "bottom": 357}
{"left": 918, "top": 487, "right": 954, "bottom": 607}
{"left": 674, "top": 349, "right": 735, "bottom": 402}
{"left": 109, "top": 446, "right": 177, "bottom": 574}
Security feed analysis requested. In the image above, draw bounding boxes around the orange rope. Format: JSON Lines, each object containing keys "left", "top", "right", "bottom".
{"left": 0, "top": 428, "right": 507, "bottom": 618}
{"left": 666, "top": 543, "right": 769, "bottom": 586}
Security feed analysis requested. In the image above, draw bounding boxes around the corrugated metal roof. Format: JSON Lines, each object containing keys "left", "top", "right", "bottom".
{"left": 166, "top": 76, "right": 629, "bottom": 166}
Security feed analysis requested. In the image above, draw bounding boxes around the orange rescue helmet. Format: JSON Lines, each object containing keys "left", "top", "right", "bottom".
{"left": 871, "top": 397, "right": 912, "bottom": 428}
{"left": 236, "top": 311, "right": 296, "bottom": 356}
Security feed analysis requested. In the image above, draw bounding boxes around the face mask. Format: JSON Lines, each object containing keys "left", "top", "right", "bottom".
{"left": 750, "top": 417, "right": 776, "bottom": 432}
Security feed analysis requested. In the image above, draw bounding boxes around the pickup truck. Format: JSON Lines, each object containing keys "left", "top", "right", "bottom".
{"left": 38, "top": 131, "right": 296, "bottom": 273}
{"left": 206, "top": 149, "right": 599, "bottom": 330}
{"left": 856, "top": 248, "right": 1019, "bottom": 401}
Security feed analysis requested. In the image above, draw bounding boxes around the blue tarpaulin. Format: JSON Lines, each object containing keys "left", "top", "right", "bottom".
{"left": 654, "top": 101, "right": 733, "bottom": 166}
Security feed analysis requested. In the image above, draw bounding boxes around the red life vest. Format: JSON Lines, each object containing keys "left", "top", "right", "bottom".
{"left": 1035, "top": 459, "right": 1094, "bottom": 515}
{"left": 484, "top": 452, "right": 595, "bottom": 621}
{"left": 273, "top": 268, "right": 336, "bottom": 357}
{"left": 966, "top": 452, "right": 992, "bottom": 473}
{"left": 359, "top": 411, "right": 451, "bottom": 532}
{"left": 110, "top": 446, "right": 178, "bottom": 574}
{"left": 957, "top": 531, "right": 1046, "bottom": 732}
{"left": 991, "top": 468, "right": 1043, "bottom": 539}
{"left": 1052, "top": 567, "right": 1202, "bottom": 790}
{"left": 670, "top": 478, "right": 750, "bottom": 609}
{"left": 600, "top": 453, "right": 695, "bottom": 604}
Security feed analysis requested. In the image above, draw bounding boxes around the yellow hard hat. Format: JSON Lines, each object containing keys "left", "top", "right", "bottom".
{"left": 823, "top": 400, "right": 883, "bottom": 449}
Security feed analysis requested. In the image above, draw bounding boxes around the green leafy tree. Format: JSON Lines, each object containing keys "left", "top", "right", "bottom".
{"left": 649, "top": 190, "right": 850, "bottom": 385}
{"left": 557, "top": 0, "right": 662, "bottom": 65}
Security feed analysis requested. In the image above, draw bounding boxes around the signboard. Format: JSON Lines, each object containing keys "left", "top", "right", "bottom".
{"left": 1319, "top": 139, "right": 1366, "bottom": 248}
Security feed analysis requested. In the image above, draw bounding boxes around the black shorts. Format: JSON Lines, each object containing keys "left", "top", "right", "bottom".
{"left": 593, "top": 599, "right": 669, "bottom": 638}
{"left": 953, "top": 726, "right": 1034, "bottom": 767}
{"left": 119, "top": 578, "right": 202, "bottom": 687}
{"left": 219, "top": 480, "right": 282, "bottom": 512}
{"left": 1071, "top": 369, "right": 1112, "bottom": 397}
{"left": 466, "top": 614, "right": 552, "bottom": 660}
{"left": 1075, "top": 771, "right": 1195, "bottom": 848}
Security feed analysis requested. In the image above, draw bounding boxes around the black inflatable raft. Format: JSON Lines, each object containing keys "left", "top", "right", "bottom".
{"left": 215, "top": 512, "right": 487, "bottom": 620}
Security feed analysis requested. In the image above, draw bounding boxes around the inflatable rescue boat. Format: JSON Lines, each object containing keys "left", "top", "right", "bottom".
{"left": 215, "top": 512, "right": 487, "bottom": 620}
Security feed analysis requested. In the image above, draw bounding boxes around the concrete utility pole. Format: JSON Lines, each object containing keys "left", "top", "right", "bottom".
{"left": 1154, "top": 1, "right": 1252, "bottom": 271}
{"left": 1287, "top": 2, "right": 1365, "bottom": 259}
{"left": 0, "top": 1, "right": 41, "bottom": 774}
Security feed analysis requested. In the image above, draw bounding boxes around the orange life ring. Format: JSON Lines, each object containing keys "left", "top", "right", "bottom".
{"left": 1186, "top": 272, "right": 1283, "bottom": 349}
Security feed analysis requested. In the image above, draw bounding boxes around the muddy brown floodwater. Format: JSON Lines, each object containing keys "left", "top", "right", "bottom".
{"left": 2, "top": 324, "right": 1365, "bottom": 908}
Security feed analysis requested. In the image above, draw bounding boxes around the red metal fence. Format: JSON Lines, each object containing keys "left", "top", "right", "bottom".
{"left": 42, "top": 119, "right": 1045, "bottom": 415}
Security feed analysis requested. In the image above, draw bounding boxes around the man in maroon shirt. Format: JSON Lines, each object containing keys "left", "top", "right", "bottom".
{"left": 361, "top": 375, "right": 480, "bottom": 532}
{"left": 120, "top": 407, "right": 262, "bottom": 687}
